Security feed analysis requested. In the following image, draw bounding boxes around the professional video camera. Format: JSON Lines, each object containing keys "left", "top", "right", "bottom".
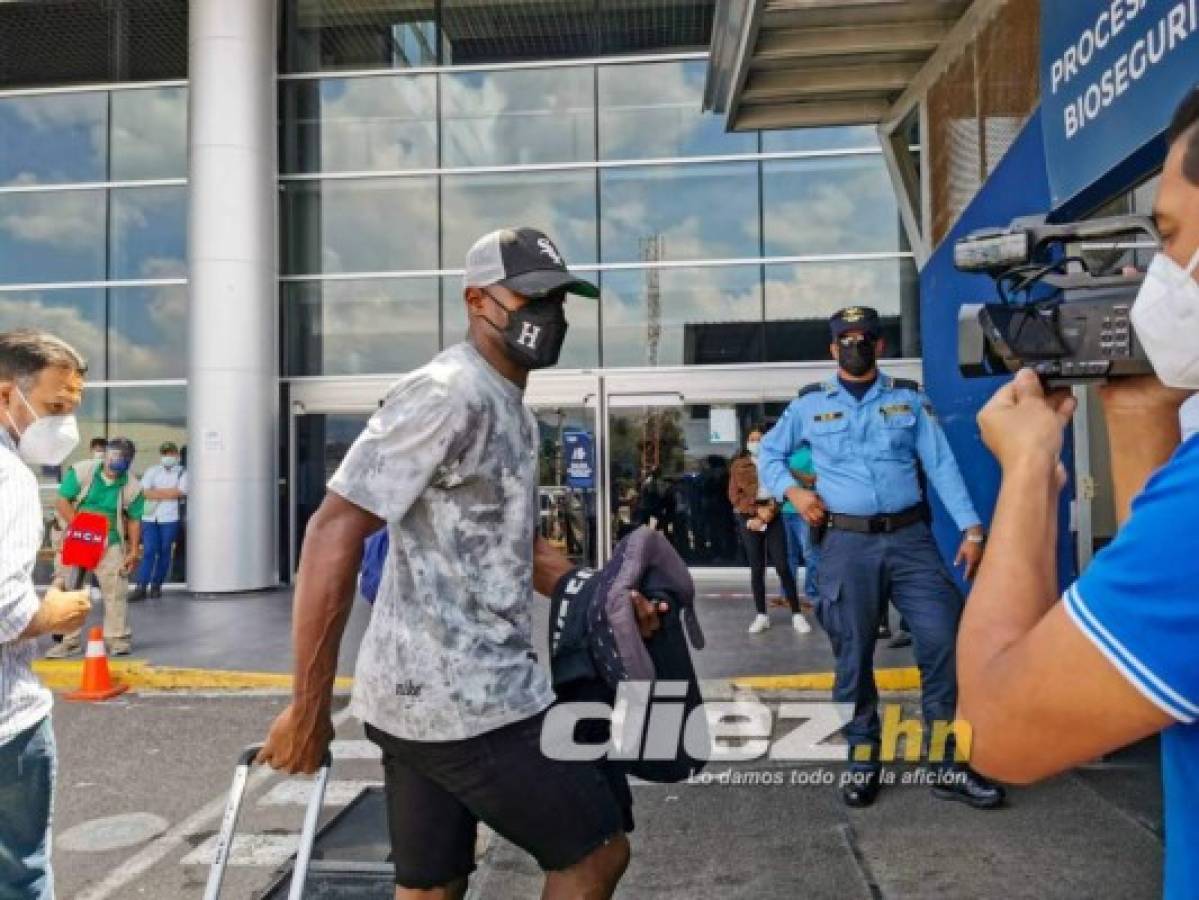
{"left": 956, "top": 215, "right": 1158, "bottom": 385}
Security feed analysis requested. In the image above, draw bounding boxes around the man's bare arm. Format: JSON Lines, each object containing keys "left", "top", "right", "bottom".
{"left": 143, "top": 488, "right": 183, "bottom": 500}
{"left": 533, "top": 535, "right": 575, "bottom": 597}
{"left": 292, "top": 493, "right": 382, "bottom": 710}
{"left": 959, "top": 371, "right": 1175, "bottom": 783}
{"left": 55, "top": 496, "right": 75, "bottom": 523}
{"left": 959, "top": 604, "right": 1172, "bottom": 783}
{"left": 258, "top": 492, "right": 383, "bottom": 772}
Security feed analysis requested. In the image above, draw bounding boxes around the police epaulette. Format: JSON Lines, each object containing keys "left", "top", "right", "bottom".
{"left": 797, "top": 383, "right": 823, "bottom": 398}
{"left": 892, "top": 378, "right": 921, "bottom": 392}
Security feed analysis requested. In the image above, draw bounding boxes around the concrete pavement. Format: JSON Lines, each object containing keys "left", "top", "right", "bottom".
{"left": 34, "top": 579, "right": 1166, "bottom": 898}
{"left": 45, "top": 692, "right": 1163, "bottom": 900}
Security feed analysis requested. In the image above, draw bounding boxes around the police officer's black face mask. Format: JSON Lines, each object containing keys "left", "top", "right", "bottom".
{"left": 481, "top": 289, "right": 569, "bottom": 370}
{"left": 837, "top": 336, "right": 878, "bottom": 377}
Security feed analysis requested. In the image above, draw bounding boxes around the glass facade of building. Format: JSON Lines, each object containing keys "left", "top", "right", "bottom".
{"left": 280, "top": 56, "right": 917, "bottom": 376}
{"left": 0, "top": 0, "right": 918, "bottom": 579}
{"left": 0, "top": 84, "right": 189, "bottom": 580}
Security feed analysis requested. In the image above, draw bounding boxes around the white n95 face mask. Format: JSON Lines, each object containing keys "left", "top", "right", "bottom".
{"left": 4, "top": 385, "right": 80, "bottom": 467}
{"left": 1131, "top": 248, "right": 1199, "bottom": 389}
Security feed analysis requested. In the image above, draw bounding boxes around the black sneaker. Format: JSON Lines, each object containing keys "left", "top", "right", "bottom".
{"left": 931, "top": 766, "right": 1006, "bottom": 809}
{"left": 148, "top": 584, "right": 162, "bottom": 599}
{"left": 127, "top": 585, "right": 147, "bottom": 602}
{"left": 841, "top": 768, "right": 883, "bottom": 808}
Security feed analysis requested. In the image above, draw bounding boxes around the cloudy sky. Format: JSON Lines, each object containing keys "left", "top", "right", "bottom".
{"left": 2, "top": 62, "right": 907, "bottom": 381}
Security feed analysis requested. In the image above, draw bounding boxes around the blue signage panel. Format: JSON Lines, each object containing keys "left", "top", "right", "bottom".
{"left": 563, "top": 429, "right": 595, "bottom": 489}
{"left": 1041, "top": 0, "right": 1199, "bottom": 211}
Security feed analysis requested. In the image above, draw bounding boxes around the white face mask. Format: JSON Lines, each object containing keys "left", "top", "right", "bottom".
{"left": 1131, "top": 248, "right": 1199, "bottom": 389}
{"left": 4, "top": 384, "right": 79, "bottom": 467}
{"left": 747, "top": 441, "right": 761, "bottom": 457}
{"left": 161, "top": 455, "right": 179, "bottom": 468}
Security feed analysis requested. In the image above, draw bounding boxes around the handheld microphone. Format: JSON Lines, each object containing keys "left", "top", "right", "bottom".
{"left": 60, "top": 512, "right": 109, "bottom": 591}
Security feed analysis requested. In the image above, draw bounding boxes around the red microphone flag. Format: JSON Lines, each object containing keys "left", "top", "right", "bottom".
{"left": 61, "top": 512, "right": 109, "bottom": 586}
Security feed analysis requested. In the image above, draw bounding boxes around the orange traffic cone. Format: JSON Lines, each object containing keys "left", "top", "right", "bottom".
{"left": 64, "top": 626, "right": 129, "bottom": 702}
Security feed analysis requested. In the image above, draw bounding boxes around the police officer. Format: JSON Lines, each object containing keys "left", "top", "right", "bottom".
{"left": 759, "top": 306, "right": 1003, "bottom": 809}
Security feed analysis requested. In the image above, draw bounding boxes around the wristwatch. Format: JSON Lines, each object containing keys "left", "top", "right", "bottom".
{"left": 965, "top": 532, "right": 986, "bottom": 544}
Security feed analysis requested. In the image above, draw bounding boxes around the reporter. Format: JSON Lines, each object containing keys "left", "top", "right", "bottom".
{"left": 958, "top": 89, "right": 1199, "bottom": 899}
{"left": 0, "top": 329, "right": 90, "bottom": 899}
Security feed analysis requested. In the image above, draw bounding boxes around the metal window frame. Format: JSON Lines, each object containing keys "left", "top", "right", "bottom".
{"left": 277, "top": 251, "right": 915, "bottom": 283}
{"left": 78, "top": 378, "right": 188, "bottom": 389}
{"left": 278, "top": 51, "right": 710, "bottom": 81}
{"left": 0, "top": 178, "right": 187, "bottom": 195}
{"left": 0, "top": 277, "right": 187, "bottom": 293}
{"left": 277, "top": 146, "right": 887, "bottom": 181}
{"left": 0, "top": 79, "right": 187, "bottom": 100}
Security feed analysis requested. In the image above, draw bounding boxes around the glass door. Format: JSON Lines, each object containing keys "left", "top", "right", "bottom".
{"left": 598, "top": 361, "right": 925, "bottom": 569}
{"left": 291, "top": 410, "right": 374, "bottom": 574}
{"left": 606, "top": 398, "right": 786, "bottom": 568}
{"left": 526, "top": 372, "right": 604, "bottom": 570}
{"left": 289, "top": 373, "right": 604, "bottom": 577}
{"left": 530, "top": 405, "right": 600, "bottom": 569}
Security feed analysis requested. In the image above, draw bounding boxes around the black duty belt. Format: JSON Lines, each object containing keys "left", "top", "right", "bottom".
{"left": 827, "top": 505, "right": 924, "bottom": 535}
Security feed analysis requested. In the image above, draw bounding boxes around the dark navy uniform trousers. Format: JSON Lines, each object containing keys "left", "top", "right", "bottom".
{"left": 814, "top": 520, "right": 962, "bottom": 765}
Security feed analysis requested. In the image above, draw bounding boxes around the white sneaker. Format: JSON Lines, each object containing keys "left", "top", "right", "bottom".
{"left": 792, "top": 613, "right": 812, "bottom": 634}
{"left": 748, "top": 614, "right": 771, "bottom": 634}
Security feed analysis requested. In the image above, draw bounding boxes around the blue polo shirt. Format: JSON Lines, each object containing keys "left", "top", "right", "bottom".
{"left": 1064, "top": 435, "right": 1199, "bottom": 899}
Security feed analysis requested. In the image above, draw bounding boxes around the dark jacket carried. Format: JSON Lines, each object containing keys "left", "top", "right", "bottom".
{"left": 549, "top": 526, "right": 707, "bottom": 783}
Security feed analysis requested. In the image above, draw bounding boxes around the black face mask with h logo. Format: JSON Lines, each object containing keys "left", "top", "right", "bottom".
{"left": 483, "top": 290, "right": 569, "bottom": 370}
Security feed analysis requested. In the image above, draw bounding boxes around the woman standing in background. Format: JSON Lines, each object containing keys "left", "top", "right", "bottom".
{"left": 728, "top": 427, "right": 810, "bottom": 635}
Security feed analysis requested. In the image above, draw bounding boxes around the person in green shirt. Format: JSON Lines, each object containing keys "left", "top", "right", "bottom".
{"left": 780, "top": 443, "right": 820, "bottom": 600}
{"left": 46, "top": 437, "right": 144, "bottom": 657}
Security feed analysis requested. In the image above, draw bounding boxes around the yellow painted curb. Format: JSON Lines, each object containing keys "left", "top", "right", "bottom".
{"left": 33, "top": 660, "right": 354, "bottom": 693}
{"left": 732, "top": 666, "right": 921, "bottom": 692}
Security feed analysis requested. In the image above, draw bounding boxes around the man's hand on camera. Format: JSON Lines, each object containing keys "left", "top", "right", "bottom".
{"left": 1098, "top": 374, "right": 1190, "bottom": 418}
{"left": 785, "top": 486, "right": 827, "bottom": 526}
{"left": 978, "top": 369, "right": 1077, "bottom": 474}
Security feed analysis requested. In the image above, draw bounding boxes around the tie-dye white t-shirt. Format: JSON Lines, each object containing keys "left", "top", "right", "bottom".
{"left": 329, "top": 342, "right": 553, "bottom": 741}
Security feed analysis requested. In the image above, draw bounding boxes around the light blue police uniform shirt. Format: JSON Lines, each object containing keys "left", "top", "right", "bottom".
{"left": 759, "top": 373, "right": 981, "bottom": 531}
{"left": 1064, "top": 435, "right": 1199, "bottom": 899}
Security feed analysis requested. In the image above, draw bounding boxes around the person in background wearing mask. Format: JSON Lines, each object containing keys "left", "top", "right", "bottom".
{"left": 45, "top": 435, "right": 110, "bottom": 590}
{"left": 729, "top": 426, "right": 809, "bottom": 634}
{"left": 47, "top": 436, "right": 143, "bottom": 657}
{"left": 958, "top": 87, "right": 1199, "bottom": 900}
{"left": 0, "top": 330, "right": 91, "bottom": 899}
{"left": 129, "top": 441, "right": 188, "bottom": 601}
{"left": 759, "top": 306, "right": 997, "bottom": 809}
{"left": 779, "top": 441, "right": 820, "bottom": 604}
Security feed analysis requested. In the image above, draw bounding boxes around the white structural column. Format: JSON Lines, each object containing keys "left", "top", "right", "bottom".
{"left": 186, "top": 0, "right": 279, "bottom": 591}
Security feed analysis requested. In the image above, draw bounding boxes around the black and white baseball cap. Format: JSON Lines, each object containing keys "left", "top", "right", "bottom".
{"left": 464, "top": 227, "right": 599, "bottom": 299}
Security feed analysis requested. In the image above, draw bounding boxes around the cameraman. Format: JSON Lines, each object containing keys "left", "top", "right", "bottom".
{"left": 958, "top": 89, "right": 1199, "bottom": 898}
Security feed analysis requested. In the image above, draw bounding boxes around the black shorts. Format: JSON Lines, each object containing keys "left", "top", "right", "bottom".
{"left": 365, "top": 710, "right": 633, "bottom": 890}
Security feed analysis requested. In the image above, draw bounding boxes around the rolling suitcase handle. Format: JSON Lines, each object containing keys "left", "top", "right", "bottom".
{"left": 203, "top": 744, "right": 332, "bottom": 900}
